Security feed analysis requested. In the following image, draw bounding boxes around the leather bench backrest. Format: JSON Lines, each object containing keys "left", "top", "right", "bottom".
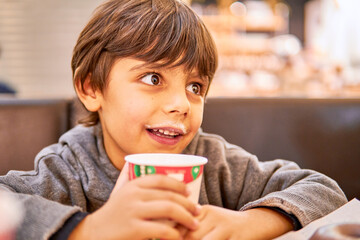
{"left": 201, "top": 98, "right": 360, "bottom": 200}
{"left": 0, "top": 99, "right": 70, "bottom": 175}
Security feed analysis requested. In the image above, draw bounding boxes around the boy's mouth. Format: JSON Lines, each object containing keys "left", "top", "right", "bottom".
{"left": 145, "top": 124, "right": 187, "bottom": 145}
{"left": 146, "top": 128, "right": 183, "bottom": 139}
{"left": 145, "top": 125, "right": 187, "bottom": 146}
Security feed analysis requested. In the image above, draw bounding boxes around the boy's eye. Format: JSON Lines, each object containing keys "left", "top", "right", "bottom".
{"left": 141, "top": 73, "right": 160, "bottom": 86}
{"left": 186, "top": 83, "right": 202, "bottom": 95}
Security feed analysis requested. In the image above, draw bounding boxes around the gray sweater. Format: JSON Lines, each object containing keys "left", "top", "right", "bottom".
{"left": 0, "top": 124, "right": 347, "bottom": 239}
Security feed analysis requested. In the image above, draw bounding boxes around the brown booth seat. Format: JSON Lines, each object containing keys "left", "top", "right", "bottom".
{"left": 0, "top": 98, "right": 71, "bottom": 174}
{"left": 0, "top": 97, "right": 359, "bottom": 200}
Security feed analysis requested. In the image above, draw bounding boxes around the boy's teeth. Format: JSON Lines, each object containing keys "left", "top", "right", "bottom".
{"left": 150, "top": 128, "right": 179, "bottom": 137}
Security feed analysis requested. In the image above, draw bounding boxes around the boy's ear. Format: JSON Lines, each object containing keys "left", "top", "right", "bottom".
{"left": 75, "top": 75, "right": 102, "bottom": 112}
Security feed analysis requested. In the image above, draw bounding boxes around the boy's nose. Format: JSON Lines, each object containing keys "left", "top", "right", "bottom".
{"left": 163, "top": 90, "right": 190, "bottom": 117}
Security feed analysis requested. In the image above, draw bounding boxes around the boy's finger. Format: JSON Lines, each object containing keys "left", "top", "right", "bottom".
{"left": 138, "top": 201, "right": 199, "bottom": 231}
{"left": 175, "top": 224, "right": 189, "bottom": 238}
{"left": 137, "top": 188, "right": 201, "bottom": 216}
{"left": 137, "top": 220, "right": 182, "bottom": 240}
{"left": 133, "top": 174, "right": 189, "bottom": 196}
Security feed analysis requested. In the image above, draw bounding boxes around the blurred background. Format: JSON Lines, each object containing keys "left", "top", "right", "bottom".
{"left": 0, "top": 0, "right": 360, "bottom": 98}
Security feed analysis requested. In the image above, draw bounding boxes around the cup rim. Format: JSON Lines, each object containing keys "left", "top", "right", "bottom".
{"left": 125, "top": 153, "right": 208, "bottom": 167}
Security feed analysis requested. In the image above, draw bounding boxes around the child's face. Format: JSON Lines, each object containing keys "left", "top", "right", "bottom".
{"left": 95, "top": 58, "right": 208, "bottom": 169}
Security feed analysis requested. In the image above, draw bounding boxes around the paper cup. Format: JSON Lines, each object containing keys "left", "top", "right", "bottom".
{"left": 0, "top": 192, "right": 23, "bottom": 240}
{"left": 125, "top": 153, "right": 207, "bottom": 203}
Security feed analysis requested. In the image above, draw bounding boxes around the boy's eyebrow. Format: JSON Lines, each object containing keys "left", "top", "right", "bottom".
{"left": 129, "top": 62, "right": 160, "bottom": 71}
{"left": 188, "top": 71, "right": 209, "bottom": 83}
{"left": 190, "top": 72, "right": 209, "bottom": 84}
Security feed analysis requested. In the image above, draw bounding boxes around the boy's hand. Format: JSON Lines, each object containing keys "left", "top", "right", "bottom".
{"left": 182, "top": 205, "right": 293, "bottom": 240}
{"left": 69, "top": 163, "right": 200, "bottom": 240}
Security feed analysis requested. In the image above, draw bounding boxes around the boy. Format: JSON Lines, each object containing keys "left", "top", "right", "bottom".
{"left": 0, "top": 0, "right": 347, "bottom": 239}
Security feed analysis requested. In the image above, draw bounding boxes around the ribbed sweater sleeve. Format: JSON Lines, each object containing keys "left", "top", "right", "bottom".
{"left": 184, "top": 130, "right": 348, "bottom": 227}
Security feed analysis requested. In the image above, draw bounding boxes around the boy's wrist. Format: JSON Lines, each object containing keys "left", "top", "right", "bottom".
{"left": 57, "top": 212, "right": 89, "bottom": 240}
{"left": 68, "top": 217, "right": 86, "bottom": 240}
{"left": 245, "top": 207, "right": 294, "bottom": 238}
{"left": 262, "top": 206, "right": 302, "bottom": 230}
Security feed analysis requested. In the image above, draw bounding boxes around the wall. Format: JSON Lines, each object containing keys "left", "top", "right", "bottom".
{"left": 0, "top": 0, "right": 103, "bottom": 98}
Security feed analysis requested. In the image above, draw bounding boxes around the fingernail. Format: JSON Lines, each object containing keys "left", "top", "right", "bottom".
{"left": 185, "top": 186, "right": 191, "bottom": 196}
{"left": 192, "top": 219, "right": 199, "bottom": 229}
{"left": 195, "top": 204, "right": 202, "bottom": 215}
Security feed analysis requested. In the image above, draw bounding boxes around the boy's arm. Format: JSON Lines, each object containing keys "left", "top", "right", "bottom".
{"left": 237, "top": 158, "right": 348, "bottom": 226}
{"left": 184, "top": 156, "right": 346, "bottom": 239}
{"left": 0, "top": 185, "right": 83, "bottom": 240}
{"left": 199, "top": 149, "right": 347, "bottom": 227}
{"left": 0, "top": 152, "right": 90, "bottom": 239}
{"left": 49, "top": 212, "right": 88, "bottom": 240}
{"left": 188, "top": 132, "right": 347, "bottom": 238}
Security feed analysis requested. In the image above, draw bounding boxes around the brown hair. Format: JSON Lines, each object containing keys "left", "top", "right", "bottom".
{"left": 72, "top": 0, "right": 218, "bottom": 126}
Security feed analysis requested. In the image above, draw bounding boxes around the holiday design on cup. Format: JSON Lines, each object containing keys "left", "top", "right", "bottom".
{"left": 129, "top": 164, "right": 203, "bottom": 184}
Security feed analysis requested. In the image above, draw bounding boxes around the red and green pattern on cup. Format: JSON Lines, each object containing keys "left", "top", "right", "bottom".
{"left": 128, "top": 163, "right": 204, "bottom": 184}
